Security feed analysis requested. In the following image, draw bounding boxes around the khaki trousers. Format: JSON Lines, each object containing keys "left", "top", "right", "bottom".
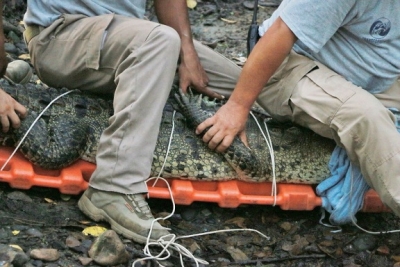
{"left": 26, "top": 14, "right": 241, "bottom": 194}
{"left": 255, "top": 52, "right": 400, "bottom": 217}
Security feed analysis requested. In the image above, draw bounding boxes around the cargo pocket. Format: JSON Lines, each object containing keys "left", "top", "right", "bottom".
{"left": 289, "top": 61, "right": 357, "bottom": 136}
{"left": 305, "top": 62, "right": 356, "bottom": 104}
{"left": 85, "top": 14, "right": 114, "bottom": 70}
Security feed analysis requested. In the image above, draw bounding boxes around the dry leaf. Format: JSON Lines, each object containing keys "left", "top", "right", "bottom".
{"left": 376, "top": 244, "right": 390, "bottom": 255}
{"left": 82, "top": 226, "right": 107, "bottom": 237}
{"left": 12, "top": 230, "right": 20, "bottom": 235}
{"left": 224, "top": 217, "right": 246, "bottom": 228}
{"left": 18, "top": 54, "right": 30, "bottom": 60}
{"left": 44, "top": 198, "right": 55, "bottom": 204}
{"left": 10, "top": 244, "right": 23, "bottom": 251}
{"left": 220, "top": 18, "right": 237, "bottom": 24}
{"left": 187, "top": 0, "right": 197, "bottom": 9}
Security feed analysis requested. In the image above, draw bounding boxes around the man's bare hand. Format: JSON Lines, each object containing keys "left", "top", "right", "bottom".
{"left": 178, "top": 48, "right": 224, "bottom": 100}
{"left": 195, "top": 100, "right": 249, "bottom": 152}
{"left": 0, "top": 89, "right": 27, "bottom": 132}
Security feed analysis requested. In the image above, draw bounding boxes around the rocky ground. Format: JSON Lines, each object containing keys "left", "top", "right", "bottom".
{"left": 2, "top": 1, "right": 400, "bottom": 267}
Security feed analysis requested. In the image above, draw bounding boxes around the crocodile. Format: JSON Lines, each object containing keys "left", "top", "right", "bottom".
{"left": 0, "top": 79, "right": 336, "bottom": 184}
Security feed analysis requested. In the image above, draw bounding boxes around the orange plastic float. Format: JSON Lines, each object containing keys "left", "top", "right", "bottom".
{"left": 0, "top": 146, "right": 390, "bottom": 212}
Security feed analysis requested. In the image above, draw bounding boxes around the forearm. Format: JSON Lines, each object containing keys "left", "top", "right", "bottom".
{"left": 228, "top": 17, "right": 297, "bottom": 111}
{"left": 154, "top": 0, "right": 195, "bottom": 53}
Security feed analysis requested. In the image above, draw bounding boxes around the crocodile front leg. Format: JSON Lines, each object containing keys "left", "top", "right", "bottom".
{"left": 174, "top": 89, "right": 263, "bottom": 179}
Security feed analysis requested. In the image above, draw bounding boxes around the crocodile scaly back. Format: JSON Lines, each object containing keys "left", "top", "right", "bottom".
{"left": 0, "top": 80, "right": 112, "bottom": 168}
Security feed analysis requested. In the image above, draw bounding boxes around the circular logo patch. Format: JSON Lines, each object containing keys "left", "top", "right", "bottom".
{"left": 370, "top": 17, "right": 391, "bottom": 39}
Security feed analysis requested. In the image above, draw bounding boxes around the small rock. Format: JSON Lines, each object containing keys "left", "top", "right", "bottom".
{"left": 279, "top": 221, "right": 292, "bottom": 231}
{"left": 11, "top": 251, "right": 29, "bottom": 267}
{"left": 26, "top": 228, "right": 43, "bottom": 238}
{"left": 181, "top": 208, "right": 198, "bottom": 221}
{"left": 81, "top": 239, "right": 93, "bottom": 251}
{"left": 352, "top": 234, "right": 377, "bottom": 252}
{"left": 226, "top": 246, "right": 248, "bottom": 262}
{"left": 88, "top": 230, "right": 130, "bottom": 266}
{"left": 65, "top": 236, "right": 81, "bottom": 248}
{"left": 7, "top": 31, "right": 20, "bottom": 43}
{"left": 7, "top": 191, "right": 32, "bottom": 202}
{"left": 4, "top": 43, "right": 18, "bottom": 56}
{"left": 78, "top": 257, "right": 92, "bottom": 266}
{"left": 30, "top": 249, "right": 60, "bottom": 262}
{"left": 31, "top": 259, "right": 43, "bottom": 267}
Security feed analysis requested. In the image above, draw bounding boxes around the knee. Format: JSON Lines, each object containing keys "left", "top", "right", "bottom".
{"left": 150, "top": 25, "right": 181, "bottom": 56}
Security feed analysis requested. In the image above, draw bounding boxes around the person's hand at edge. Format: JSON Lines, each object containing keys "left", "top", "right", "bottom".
{"left": 0, "top": 89, "right": 27, "bottom": 132}
{"left": 0, "top": 0, "right": 28, "bottom": 132}
{"left": 154, "top": 0, "right": 224, "bottom": 100}
{"left": 178, "top": 46, "right": 224, "bottom": 100}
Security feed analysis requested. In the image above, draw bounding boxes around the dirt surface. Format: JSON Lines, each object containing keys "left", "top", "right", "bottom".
{"left": 2, "top": 1, "right": 400, "bottom": 267}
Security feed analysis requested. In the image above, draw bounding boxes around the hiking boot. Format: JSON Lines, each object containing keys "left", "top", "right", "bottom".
{"left": 4, "top": 60, "right": 33, "bottom": 84}
{"left": 77, "top": 187, "right": 170, "bottom": 244}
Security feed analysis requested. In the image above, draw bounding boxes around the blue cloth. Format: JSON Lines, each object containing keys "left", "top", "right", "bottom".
{"left": 316, "top": 109, "right": 400, "bottom": 225}
{"left": 316, "top": 146, "right": 370, "bottom": 225}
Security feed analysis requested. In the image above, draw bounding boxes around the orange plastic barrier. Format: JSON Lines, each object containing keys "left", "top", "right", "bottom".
{"left": 0, "top": 147, "right": 390, "bottom": 212}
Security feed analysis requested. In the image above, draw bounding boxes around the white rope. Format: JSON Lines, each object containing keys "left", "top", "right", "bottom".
{"left": 348, "top": 166, "right": 400, "bottom": 234}
{"left": 1, "top": 89, "right": 78, "bottom": 171}
{"left": 249, "top": 111, "right": 277, "bottom": 206}
{"left": 318, "top": 160, "right": 400, "bottom": 234}
{"left": 149, "top": 110, "right": 177, "bottom": 188}
{"left": 134, "top": 107, "right": 271, "bottom": 267}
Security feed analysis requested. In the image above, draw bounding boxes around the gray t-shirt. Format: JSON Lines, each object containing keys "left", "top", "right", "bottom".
{"left": 24, "top": 0, "right": 146, "bottom": 27}
{"left": 259, "top": 0, "right": 400, "bottom": 93}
